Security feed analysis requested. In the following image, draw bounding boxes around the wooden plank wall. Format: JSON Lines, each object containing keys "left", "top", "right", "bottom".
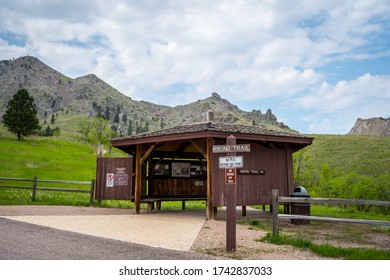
{"left": 95, "top": 157, "right": 133, "bottom": 200}
{"left": 151, "top": 177, "right": 207, "bottom": 197}
{"left": 211, "top": 144, "right": 292, "bottom": 206}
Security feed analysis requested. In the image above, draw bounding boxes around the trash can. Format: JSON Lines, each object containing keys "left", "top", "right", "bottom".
{"left": 290, "top": 186, "right": 310, "bottom": 225}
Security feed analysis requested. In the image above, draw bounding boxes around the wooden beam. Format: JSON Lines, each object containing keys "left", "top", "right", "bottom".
{"left": 285, "top": 147, "right": 294, "bottom": 196}
{"left": 140, "top": 144, "right": 156, "bottom": 164}
{"left": 134, "top": 144, "right": 142, "bottom": 214}
{"left": 191, "top": 140, "right": 207, "bottom": 158}
{"left": 206, "top": 137, "right": 214, "bottom": 220}
{"left": 175, "top": 142, "right": 191, "bottom": 154}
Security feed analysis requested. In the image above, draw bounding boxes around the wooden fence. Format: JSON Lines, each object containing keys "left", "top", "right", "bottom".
{"left": 271, "top": 189, "right": 390, "bottom": 236}
{"left": 0, "top": 176, "right": 95, "bottom": 206}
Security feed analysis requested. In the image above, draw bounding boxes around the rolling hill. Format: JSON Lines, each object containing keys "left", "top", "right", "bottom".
{"left": 0, "top": 56, "right": 291, "bottom": 136}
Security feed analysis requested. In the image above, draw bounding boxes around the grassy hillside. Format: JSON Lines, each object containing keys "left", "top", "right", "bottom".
{"left": 300, "top": 134, "right": 390, "bottom": 178}
{"left": 294, "top": 134, "right": 390, "bottom": 207}
{"left": 0, "top": 129, "right": 97, "bottom": 181}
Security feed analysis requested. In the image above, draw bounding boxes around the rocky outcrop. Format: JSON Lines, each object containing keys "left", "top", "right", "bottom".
{"left": 348, "top": 117, "right": 390, "bottom": 136}
{"left": 0, "top": 56, "right": 294, "bottom": 134}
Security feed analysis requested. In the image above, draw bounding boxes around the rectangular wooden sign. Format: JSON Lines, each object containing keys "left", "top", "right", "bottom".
{"left": 225, "top": 168, "right": 236, "bottom": 184}
{"left": 237, "top": 169, "right": 265, "bottom": 175}
{"left": 212, "top": 144, "right": 250, "bottom": 153}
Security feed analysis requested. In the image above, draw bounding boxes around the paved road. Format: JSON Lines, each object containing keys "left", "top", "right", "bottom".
{"left": 0, "top": 218, "right": 212, "bottom": 260}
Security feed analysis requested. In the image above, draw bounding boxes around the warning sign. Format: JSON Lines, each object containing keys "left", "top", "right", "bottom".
{"left": 225, "top": 168, "right": 236, "bottom": 185}
{"left": 106, "top": 173, "right": 114, "bottom": 188}
{"left": 114, "top": 173, "right": 128, "bottom": 186}
{"left": 219, "top": 156, "right": 243, "bottom": 168}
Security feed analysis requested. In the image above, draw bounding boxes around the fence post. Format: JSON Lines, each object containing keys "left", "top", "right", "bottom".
{"left": 32, "top": 176, "right": 38, "bottom": 202}
{"left": 272, "top": 189, "right": 279, "bottom": 237}
{"left": 89, "top": 179, "right": 95, "bottom": 206}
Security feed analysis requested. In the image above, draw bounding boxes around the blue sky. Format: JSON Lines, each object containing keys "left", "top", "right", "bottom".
{"left": 0, "top": 0, "right": 389, "bottom": 134}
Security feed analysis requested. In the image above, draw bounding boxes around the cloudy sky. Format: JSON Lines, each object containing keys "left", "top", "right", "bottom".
{"left": 1, "top": 0, "right": 389, "bottom": 134}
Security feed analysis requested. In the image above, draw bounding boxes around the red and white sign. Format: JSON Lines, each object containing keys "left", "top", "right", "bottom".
{"left": 225, "top": 168, "right": 236, "bottom": 185}
{"left": 106, "top": 173, "right": 114, "bottom": 188}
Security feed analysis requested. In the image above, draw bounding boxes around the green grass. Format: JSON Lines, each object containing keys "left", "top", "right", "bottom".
{"left": 302, "top": 134, "right": 390, "bottom": 177}
{"left": 0, "top": 124, "right": 121, "bottom": 206}
{"left": 310, "top": 205, "right": 390, "bottom": 221}
{"left": 262, "top": 233, "right": 390, "bottom": 260}
{"left": 0, "top": 128, "right": 96, "bottom": 180}
{"left": 239, "top": 204, "right": 390, "bottom": 260}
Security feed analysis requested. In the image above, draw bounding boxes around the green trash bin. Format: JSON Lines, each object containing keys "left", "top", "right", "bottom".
{"left": 290, "top": 186, "right": 310, "bottom": 225}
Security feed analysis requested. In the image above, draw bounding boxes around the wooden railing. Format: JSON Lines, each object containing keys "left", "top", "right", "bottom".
{"left": 0, "top": 176, "right": 95, "bottom": 206}
{"left": 271, "top": 189, "right": 390, "bottom": 236}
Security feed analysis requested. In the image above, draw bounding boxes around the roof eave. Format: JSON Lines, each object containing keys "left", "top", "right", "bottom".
{"left": 111, "top": 130, "right": 313, "bottom": 148}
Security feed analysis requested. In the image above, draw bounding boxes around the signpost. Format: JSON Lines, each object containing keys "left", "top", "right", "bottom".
{"left": 225, "top": 136, "right": 237, "bottom": 252}
{"left": 212, "top": 139, "right": 251, "bottom": 252}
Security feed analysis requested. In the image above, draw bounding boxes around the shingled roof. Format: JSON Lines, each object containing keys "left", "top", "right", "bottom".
{"left": 112, "top": 121, "right": 312, "bottom": 145}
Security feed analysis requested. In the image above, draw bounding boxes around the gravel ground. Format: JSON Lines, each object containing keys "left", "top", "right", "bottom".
{"left": 191, "top": 215, "right": 390, "bottom": 260}
{"left": 191, "top": 219, "right": 329, "bottom": 260}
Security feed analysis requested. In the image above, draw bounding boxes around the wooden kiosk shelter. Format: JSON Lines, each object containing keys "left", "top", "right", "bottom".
{"left": 110, "top": 117, "right": 313, "bottom": 219}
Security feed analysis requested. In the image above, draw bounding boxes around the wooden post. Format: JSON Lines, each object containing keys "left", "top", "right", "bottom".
{"left": 134, "top": 144, "right": 142, "bottom": 214}
{"left": 89, "top": 179, "right": 95, "bottom": 206}
{"left": 32, "top": 176, "right": 38, "bottom": 202}
{"left": 226, "top": 135, "right": 237, "bottom": 252}
{"left": 272, "top": 189, "right": 279, "bottom": 236}
{"left": 206, "top": 137, "right": 214, "bottom": 220}
{"left": 242, "top": 205, "right": 246, "bottom": 216}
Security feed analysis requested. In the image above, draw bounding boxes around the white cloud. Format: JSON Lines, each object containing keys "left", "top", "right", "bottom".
{"left": 298, "top": 73, "right": 390, "bottom": 111}
{"left": 295, "top": 73, "right": 390, "bottom": 133}
{"left": 0, "top": 0, "right": 390, "bottom": 133}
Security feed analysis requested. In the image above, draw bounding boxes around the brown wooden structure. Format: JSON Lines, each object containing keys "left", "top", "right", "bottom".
{"left": 111, "top": 121, "right": 313, "bottom": 219}
{"left": 95, "top": 157, "right": 133, "bottom": 200}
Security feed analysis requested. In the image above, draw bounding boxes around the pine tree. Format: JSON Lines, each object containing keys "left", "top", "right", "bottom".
{"left": 2, "top": 89, "right": 41, "bottom": 140}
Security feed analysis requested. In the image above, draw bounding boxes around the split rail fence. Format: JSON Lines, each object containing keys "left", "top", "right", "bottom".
{"left": 271, "top": 189, "right": 390, "bottom": 236}
{"left": 0, "top": 176, "right": 95, "bottom": 206}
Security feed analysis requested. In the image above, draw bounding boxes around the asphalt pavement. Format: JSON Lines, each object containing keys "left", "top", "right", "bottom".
{"left": 0, "top": 218, "right": 212, "bottom": 260}
{"left": 0, "top": 205, "right": 213, "bottom": 260}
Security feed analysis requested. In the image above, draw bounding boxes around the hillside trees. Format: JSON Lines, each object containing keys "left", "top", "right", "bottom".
{"left": 78, "top": 116, "right": 114, "bottom": 146}
{"left": 293, "top": 151, "right": 390, "bottom": 213}
{"left": 2, "top": 88, "right": 41, "bottom": 140}
{"left": 92, "top": 117, "right": 111, "bottom": 144}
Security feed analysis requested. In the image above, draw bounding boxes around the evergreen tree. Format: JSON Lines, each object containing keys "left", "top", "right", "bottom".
{"left": 2, "top": 89, "right": 41, "bottom": 140}
{"left": 127, "top": 120, "right": 133, "bottom": 135}
{"left": 114, "top": 113, "right": 120, "bottom": 123}
{"left": 104, "top": 106, "right": 111, "bottom": 120}
{"left": 122, "top": 113, "right": 127, "bottom": 123}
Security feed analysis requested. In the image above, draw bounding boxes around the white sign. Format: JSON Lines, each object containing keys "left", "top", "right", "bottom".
{"left": 106, "top": 173, "right": 114, "bottom": 188}
{"left": 219, "top": 156, "right": 244, "bottom": 168}
{"left": 212, "top": 144, "right": 251, "bottom": 153}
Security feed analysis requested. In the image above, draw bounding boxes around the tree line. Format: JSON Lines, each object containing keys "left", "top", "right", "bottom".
{"left": 1, "top": 88, "right": 156, "bottom": 142}
{"left": 294, "top": 149, "right": 390, "bottom": 214}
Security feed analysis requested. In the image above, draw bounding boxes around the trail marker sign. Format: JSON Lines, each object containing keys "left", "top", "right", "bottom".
{"left": 212, "top": 144, "right": 250, "bottom": 153}
{"left": 225, "top": 168, "right": 236, "bottom": 184}
{"left": 219, "top": 156, "right": 243, "bottom": 168}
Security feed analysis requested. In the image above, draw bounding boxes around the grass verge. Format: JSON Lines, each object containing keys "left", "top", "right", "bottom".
{"left": 261, "top": 232, "right": 390, "bottom": 260}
